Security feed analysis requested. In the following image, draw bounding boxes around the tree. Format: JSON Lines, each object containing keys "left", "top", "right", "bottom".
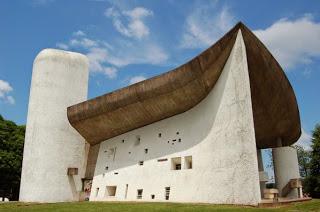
{"left": 304, "top": 124, "right": 320, "bottom": 198}
{"left": 0, "top": 115, "right": 25, "bottom": 200}
{"left": 293, "top": 145, "right": 311, "bottom": 178}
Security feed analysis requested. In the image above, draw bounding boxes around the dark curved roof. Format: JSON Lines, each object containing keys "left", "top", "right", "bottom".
{"left": 67, "top": 22, "right": 301, "bottom": 148}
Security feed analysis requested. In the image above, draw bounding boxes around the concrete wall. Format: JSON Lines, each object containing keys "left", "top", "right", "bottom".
{"left": 90, "top": 30, "right": 261, "bottom": 205}
{"left": 273, "top": 146, "right": 300, "bottom": 198}
{"left": 19, "top": 49, "right": 89, "bottom": 202}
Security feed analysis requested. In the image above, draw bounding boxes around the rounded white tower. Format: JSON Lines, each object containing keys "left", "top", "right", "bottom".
{"left": 19, "top": 49, "right": 89, "bottom": 202}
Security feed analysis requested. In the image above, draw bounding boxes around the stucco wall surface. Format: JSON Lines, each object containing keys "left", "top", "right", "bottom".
{"left": 90, "top": 30, "right": 261, "bottom": 205}
{"left": 19, "top": 49, "right": 89, "bottom": 202}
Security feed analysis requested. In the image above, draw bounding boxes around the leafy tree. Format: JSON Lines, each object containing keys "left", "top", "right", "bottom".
{"left": 304, "top": 124, "right": 320, "bottom": 198}
{"left": 293, "top": 145, "right": 311, "bottom": 178}
{"left": 0, "top": 115, "right": 25, "bottom": 200}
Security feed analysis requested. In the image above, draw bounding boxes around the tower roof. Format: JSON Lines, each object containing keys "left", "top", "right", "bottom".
{"left": 67, "top": 22, "right": 301, "bottom": 148}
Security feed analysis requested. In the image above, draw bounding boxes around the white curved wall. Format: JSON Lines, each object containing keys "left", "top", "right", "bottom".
{"left": 19, "top": 49, "right": 89, "bottom": 202}
{"left": 273, "top": 146, "right": 300, "bottom": 198}
{"left": 90, "top": 30, "right": 261, "bottom": 205}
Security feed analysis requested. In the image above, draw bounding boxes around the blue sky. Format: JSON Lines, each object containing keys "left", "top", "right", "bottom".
{"left": 1, "top": 0, "right": 319, "bottom": 154}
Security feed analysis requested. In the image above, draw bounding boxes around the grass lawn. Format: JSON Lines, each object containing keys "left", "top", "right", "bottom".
{"left": 0, "top": 199, "right": 319, "bottom": 212}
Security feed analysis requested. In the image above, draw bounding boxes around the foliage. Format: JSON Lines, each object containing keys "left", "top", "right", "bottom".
{"left": 293, "top": 145, "right": 311, "bottom": 178}
{"left": 303, "top": 124, "right": 320, "bottom": 198}
{"left": 0, "top": 115, "right": 25, "bottom": 200}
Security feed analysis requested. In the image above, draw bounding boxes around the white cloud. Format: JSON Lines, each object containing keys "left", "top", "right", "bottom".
{"left": 180, "top": 3, "right": 235, "bottom": 49}
{"left": 0, "top": 79, "right": 15, "bottom": 105}
{"left": 58, "top": 35, "right": 168, "bottom": 79}
{"left": 55, "top": 5, "right": 167, "bottom": 80}
{"left": 73, "top": 30, "right": 86, "bottom": 37}
{"left": 253, "top": 15, "right": 320, "bottom": 70}
{"left": 296, "top": 128, "right": 312, "bottom": 151}
{"left": 6, "top": 96, "right": 15, "bottom": 105}
{"left": 69, "top": 38, "right": 98, "bottom": 48}
{"left": 105, "top": 7, "right": 153, "bottom": 39}
{"left": 104, "top": 67, "right": 118, "bottom": 79}
{"left": 129, "top": 75, "right": 146, "bottom": 85}
{"left": 56, "top": 42, "right": 69, "bottom": 50}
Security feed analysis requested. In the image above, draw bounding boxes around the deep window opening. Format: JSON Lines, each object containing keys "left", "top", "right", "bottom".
{"left": 158, "top": 133, "right": 162, "bottom": 138}
{"left": 165, "top": 187, "right": 170, "bottom": 200}
{"left": 144, "top": 148, "right": 148, "bottom": 154}
{"left": 151, "top": 194, "right": 155, "bottom": 199}
{"left": 171, "top": 157, "right": 181, "bottom": 170}
{"left": 135, "top": 136, "right": 141, "bottom": 146}
{"left": 125, "top": 184, "right": 128, "bottom": 199}
{"left": 139, "top": 161, "right": 144, "bottom": 166}
{"left": 157, "top": 158, "right": 168, "bottom": 162}
{"left": 137, "top": 189, "right": 143, "bottom": 199}
{"left": 185, "top": 156, "right": 192, "bottom": 169}
{"left": 95, "top": 187, "right": 99, "bottom": 197}
{"left": 105, "top": 186, "right": 117, "bottom": 197}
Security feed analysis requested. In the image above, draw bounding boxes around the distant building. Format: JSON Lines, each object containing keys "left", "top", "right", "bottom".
{"left": 19, "top": 23, "right": 303, "bottom": 205}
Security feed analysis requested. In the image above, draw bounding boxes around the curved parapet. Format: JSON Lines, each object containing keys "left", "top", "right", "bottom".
{"left": 20, "top": 49, "right": 89, "bottom": 202}
{"left": 67, "top": 22, "right": 301, "bottom": 148}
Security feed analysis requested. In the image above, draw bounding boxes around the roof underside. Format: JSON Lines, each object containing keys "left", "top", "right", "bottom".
{"left": 67, "top": 22, "right": 301, "bottom": 148}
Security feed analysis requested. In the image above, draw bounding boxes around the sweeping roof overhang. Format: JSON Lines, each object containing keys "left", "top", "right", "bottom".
{"left": 67, "top": 22, "right": 301, "bottom": 148}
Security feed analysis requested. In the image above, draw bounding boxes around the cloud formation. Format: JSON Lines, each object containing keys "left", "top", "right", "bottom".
{"left": 0, "top": 79, "right": 15, "bottom": 104}
{"left": 105, "top": 7, "right": 153, "bottom": 39}
{"left": 56, "top": 29, "right": 168, "bottom": 79}
{"left": 296, "top": 128, "right": 312, "bottom": 150}
{"left": 128, "top": 75, "right": 147, "bottom": 85}
{"left": 180, "top": 2, "right": 235, "bottom": 49}
{"left": 254, "top": 15, "right": 320, "bottom": 70}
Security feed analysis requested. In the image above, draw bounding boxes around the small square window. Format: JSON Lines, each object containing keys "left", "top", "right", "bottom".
{"left": 171, "top": 157, "right": 181, "bottom": 170}
{"left": 105, "top": 186, "right": 117, "bottom": 197}
{"left": 137, "top": 189, "right": 143, "bottom": 199}
{"left": 139, "top": 161, "right": 144, "bottom": 166}
{"left": 158, "top": 133, "right": 162, "bottom": 137}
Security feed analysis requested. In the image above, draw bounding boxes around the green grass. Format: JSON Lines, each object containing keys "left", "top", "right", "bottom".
{"left": 0, "top": 199, "right": 319, "bottom": 212}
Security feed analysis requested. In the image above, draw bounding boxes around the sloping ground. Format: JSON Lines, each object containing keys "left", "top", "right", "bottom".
{"left": 0, "top": 200, "right": 319, "bottom": 212}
